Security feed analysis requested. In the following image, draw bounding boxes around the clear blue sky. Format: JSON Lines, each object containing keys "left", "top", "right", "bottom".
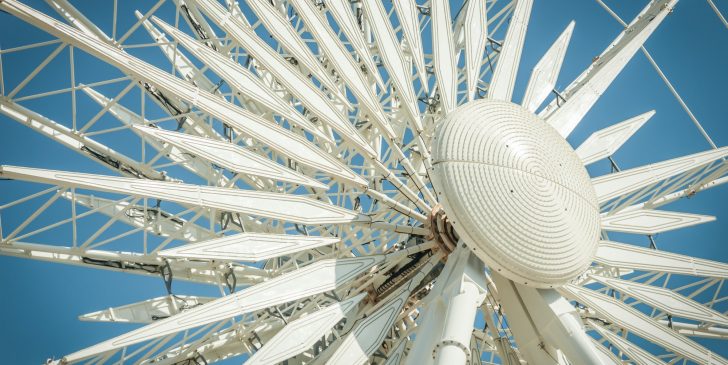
{"left": 1, "top": 1, "right": 727, "bottom": 364}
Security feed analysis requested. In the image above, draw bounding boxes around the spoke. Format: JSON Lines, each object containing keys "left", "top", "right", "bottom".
{"left": 463, "top": 0, "right": 488, "bottom": 101}
{"left": 0, "top": 241, "right": 267, "bottom": 285}
{"left": 327, "top": 255, "right": 440, "bottom": 364}
{"left": 45, "top": 0, "right": 110, "bottom": 41}
{"left": 138, "top": 11, "right": 217, "bottom": 92}
{"left": 244, "top": 0, "right": 350, "bottom": 108}
{"left": 172, "top": 0, "right": 222, "bottom": 51}
{"left": 596, "top": 0, "right": 719, "bottom": 149}
{"left": 575, "top": 110, "right": 654, "bottom": 166}
{"left": 158, "top": 232, "right": 339, "bottom": 262}
{"left": 707, "top": 0, "right": 728, "bottom": 29}
{"left": 543, "top": 0, "right": 676, "bottom": 137}
{"left": 61, "top": 191, "right": 211, "bottom": 242}
{"left": 601, "top": 208, "right": 715, "bottom": 235}
{"left": 133, "top": 125, "right": 328, "bottom": 189}
{"left": 192, "top": 0, "right": 377, "bottom": 160}
{"left": 589, "top": 320, "right": 668, "bottom": 365}
{"left": 62, "top": 255, "right": 384, "bottom": 363}
{"left": 246, "top": 294, "right": 365, "bottom": 365}
{"left": 562, "top": 284, "right": 728, "bottom": 365}
{"left": 79, "top": 295, "right": 215, "bottom": 324}
{"left": 288, "top": 0, "right": 397, "bottom": 140}
{"left": 327, "top": 290, "right": 410, "bottom": 365}
{"left": 325, "top": 1, "right": 385, "bottom": 89}
{"left": 431, "top": 0, "right": 457, "bottom": 112}
{"left": 0, "top": 0, "right": 368, "bottom": 187}
{"left": 361, "top": 0, "right": 422, "bottom": 129}
{"left": 521, "top": 20, "right": 574, "bottom": 112}
{"left": 393, "top": 0, "right": 428, "bottom": 90}
{"left": 590, "top": 275, "right": 728, "bottom": 326}
{"left": 81, "top": 86, "right": 227, "bottom": 185}
{"left": 0, "top": 166, "right": 365, "bottom": 225}
{"left": 488, "top": 0, "right": 533, "bottom": 101}
{"left": 152, "top": 17, "right": 330, "bottom": 142}
{"left": 592, "top": 147, "right": 728, "bottom": 204}
{"left": 0, "top": 100, "right": 164, "bottom": 180}
{"left": 596, "top": 241, "right": 728, "bottom": 279}
{"left": 385, "top": 340, "right": 408, "bottom": 365}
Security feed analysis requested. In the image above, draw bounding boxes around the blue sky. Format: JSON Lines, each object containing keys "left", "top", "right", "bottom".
{"left": 1, "top": 0, "right": 727, "bottom": 364}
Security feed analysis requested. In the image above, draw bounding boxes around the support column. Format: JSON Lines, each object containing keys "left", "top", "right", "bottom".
{"left": 491, "top": 272, "right": 605, "bottom": 365}
{"left": 405, "top": 245, "right": 487, "bottom": 365}
{"left": 433, "top": 279, "right": 481, "bottom": 364}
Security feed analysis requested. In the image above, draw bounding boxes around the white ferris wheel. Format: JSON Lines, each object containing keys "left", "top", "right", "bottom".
{"left": 0, "top": 0, "right": 727, "bottom": 364}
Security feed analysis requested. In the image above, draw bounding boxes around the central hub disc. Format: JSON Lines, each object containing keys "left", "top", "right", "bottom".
{"left": 430, "top": 99, "right": 600, "bottom": 288}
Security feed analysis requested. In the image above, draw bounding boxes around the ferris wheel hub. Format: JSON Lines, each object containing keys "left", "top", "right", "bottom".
{"left": 430, "top": 99, "right": 600, "bottom": 288}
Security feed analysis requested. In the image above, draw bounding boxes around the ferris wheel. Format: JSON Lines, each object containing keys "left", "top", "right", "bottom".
{"left": 0, "top": 0, "right": 727, "bottom": 364}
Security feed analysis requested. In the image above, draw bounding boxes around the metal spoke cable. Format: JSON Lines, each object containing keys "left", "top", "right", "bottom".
{"left": 707, "top": 0, "right": 728, "bottom": 29}
{"left": 596, "top": 0, "right": 719, "bottom": 150}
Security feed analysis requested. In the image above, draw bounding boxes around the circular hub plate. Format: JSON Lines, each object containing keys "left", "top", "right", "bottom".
{"left": 431, "top": 100, "right": 600, "bottom": 287}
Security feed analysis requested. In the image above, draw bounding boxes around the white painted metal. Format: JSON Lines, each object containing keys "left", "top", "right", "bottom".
{"left": 151, "top": 17, "right": 331, "bottom": 142}
{"left": 589, "top": 338, "right": 623, "bottom": 365}
{"left": 431, "top": 0, "right": 457, "bottom": 112}
{"left": 287, "top": 0, "right": 397, "bottom": 140}
{"left": 245, "top": 294, "right": 365, "bottom": 365}
{"left": 488, "top": 0, "right": 533, "bottom": 101}
{"left": 544, "top": 0, "right": 677, "bottom": 137}
{"left": 464, "top": 0, "right": 488, "bottom": 101}
{"left": 657, "top": 320, "right": 728, "bottom": 340}
{"left": 138, "top": 11, "right": 216, "bottom": 93}
{"left": 0, "top": 166, "right": 365, "bottom": 225}
{"left": 393, "top": 0, "right": 428, "bottom": 90}
{"left": 63, "top": 256, "right": 384, "bottom": 362}
{"left": 0, "top": 1, "right": 726, "bottom": 363}
{"left": 192, "top": 0, "right": 377, "bottom": 160}
{"left": 488, "top": 274, "right": 559, "bottom": 365}
{"left": 328, "top": 254, "right": 442, "bottom": 364}
{"left": 171, "top": 0, "right": 223, "bottom": 51}
{"left": 361, "top": 0, "right": 422, "bottom": 127}
{"left": 59, "top": 191, "right": 211, "bottom": 242}
{"left": 79, "top": 295, "right": 214, "bottom": 323}
{"left": 590, "top": 275, "right": 728, "bottom": 326}
{"left": 431, "top": 99, "right": 600, "bottom": 288}
{"left": 592, "top": 147, "right": 728, "bottom": 203}
{"left": 159, "top": 232, "right": 339, "bottom": 262}
{"left": 0, "top": 0, "right": 368, "bottom": 187}
{"left": 0, "top": 100, "right": 165, "bottom": 181}
{"left": 80, "top": 86, "right": 226, "bottom": 185}
{"left": 431, "top": 249, "right": 487, "bottom": 365}
{"left": 596, "top": 241, "right": 728, "bottom": 278}
{"left": 562, "top": 284, "right": 728, "bottom": 365}
{"left": 326, "top": 290, "right": 409, "bottom": 365}
{"left": 0, "top": 241, "right": 267, "bottom": 286}
{"left": 589, "top": 321, "right": 667, "bottom": 365}
{"left": 601, "top": 208, "right": 715, "bottom": 235}
{"left": 49, "top": 2, "right": 222, "bottom": 142}
{"left": 522, "top": 21, "right": 574, "bottom": 112}
{"left": 45, "top": 0, "right": 110, "bottom": 42}
{"left": 403, "top": 249, "right": 483, "bottom": 365}
{"left": 132, "top": 125, "right": 328, "bottom": 189}
{"left": 243, "top": 0, "right": 348, "bottom": 107}
{"left": 324, "top": 0, "right": 385, "bottom": 89}
{"left": 492, "top": 273, "right": 605, "bottom": 365}
{"left": 575, "top": 110, "right": 655, "bottom": 165}
{"left": 384, "top": 340, "right": 408, "bottom": 365}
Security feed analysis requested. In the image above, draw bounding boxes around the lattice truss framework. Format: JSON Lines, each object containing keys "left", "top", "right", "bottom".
{"left": 0, "top": 0, "right": 727, "bottom": 364}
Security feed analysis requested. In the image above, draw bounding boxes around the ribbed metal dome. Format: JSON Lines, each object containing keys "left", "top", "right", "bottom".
{"left": 431, "top": 99, "right": 600, "bottom": 287}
